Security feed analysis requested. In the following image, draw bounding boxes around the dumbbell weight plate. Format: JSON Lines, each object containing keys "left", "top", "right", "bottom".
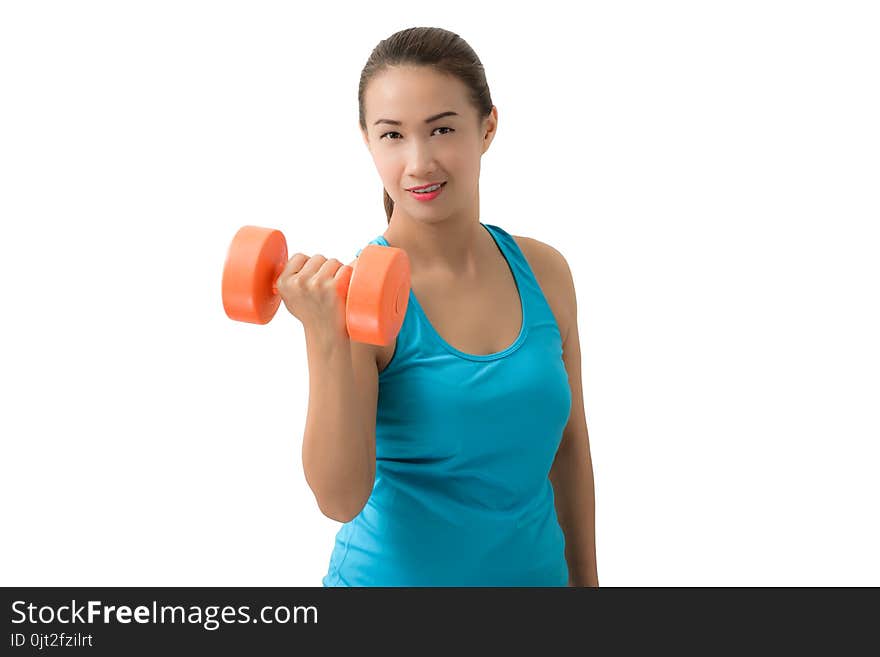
{"left": 221, "top": 225, "right": 287, "bottom": 325}
{"left": 346, "top": 245, "right": 410, "bottom": 346}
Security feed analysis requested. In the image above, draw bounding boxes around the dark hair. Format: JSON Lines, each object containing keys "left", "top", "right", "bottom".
{"left": 358, "top": 27, "right": 495, "bottom": 223}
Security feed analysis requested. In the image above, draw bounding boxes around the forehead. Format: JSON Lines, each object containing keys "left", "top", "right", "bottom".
{"left": 365, "top": 66, "right": 469, "bottom": 122}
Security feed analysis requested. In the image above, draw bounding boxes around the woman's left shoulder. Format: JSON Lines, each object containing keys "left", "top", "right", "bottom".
{"left": 511, "top": 235, "right": 570, "bottom": 273}
{"left": 511, "top": 234, "right": 576, "bottom": 338}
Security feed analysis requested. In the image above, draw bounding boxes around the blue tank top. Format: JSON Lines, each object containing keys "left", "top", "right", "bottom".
{"left": 322, "top": 222, "right": 572, "bottom": 586}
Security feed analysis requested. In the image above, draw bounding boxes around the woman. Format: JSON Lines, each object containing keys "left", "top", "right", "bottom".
{"left": 280, "top": 26, "right": 598, "bottom": 586}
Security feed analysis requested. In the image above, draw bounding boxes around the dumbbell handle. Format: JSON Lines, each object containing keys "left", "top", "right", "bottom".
{"left": 270, "top": 263, "right": 283, "bottom": 297}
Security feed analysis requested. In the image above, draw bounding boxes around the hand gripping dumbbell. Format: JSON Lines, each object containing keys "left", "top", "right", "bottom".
{"left": 221, "top": 225, "right": 410, "bottom": 346}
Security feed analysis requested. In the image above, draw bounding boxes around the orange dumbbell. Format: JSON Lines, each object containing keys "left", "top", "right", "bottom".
{"left": 221, "top": 225, "right": 410, "bottom": 346}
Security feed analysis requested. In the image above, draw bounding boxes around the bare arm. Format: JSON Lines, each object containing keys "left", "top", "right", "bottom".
{"left": 549, "top": 252, "right": 599, "bottom": 587}
{"left": 301, "top": 328, "right": 378, "bottom": 523}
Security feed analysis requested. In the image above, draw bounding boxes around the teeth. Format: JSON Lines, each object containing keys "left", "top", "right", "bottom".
{"left": 413, "top": 183, "right": 441, "bottom": 193}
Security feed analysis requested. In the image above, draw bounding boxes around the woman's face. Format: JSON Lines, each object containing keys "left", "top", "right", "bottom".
{"left": 361, "top": 65, "right": 497, "bottom": 220}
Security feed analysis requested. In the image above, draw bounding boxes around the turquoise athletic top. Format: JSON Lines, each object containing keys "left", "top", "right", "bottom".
{"left": 322, "top": 222, "right": 572, "bottom": 586}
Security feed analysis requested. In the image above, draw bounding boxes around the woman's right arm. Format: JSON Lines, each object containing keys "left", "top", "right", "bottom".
{"left": 300, "top": 308, "right": 378, "bottom": 524}
{"left": 276, "top": 252, "right": 378, "bottom": 522}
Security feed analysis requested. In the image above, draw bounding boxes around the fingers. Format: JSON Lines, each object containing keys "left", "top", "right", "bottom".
{"left": 279, "top": 253, "right": 345, "bottom": 286}
{"left": 317, "top": 257, "right": 345, "bottom": 286}
{"left": 280, "top": 253, "right": 309, "bottom": 279}
{"left": 336, "top": 259, "right": 356, "bottom": 279}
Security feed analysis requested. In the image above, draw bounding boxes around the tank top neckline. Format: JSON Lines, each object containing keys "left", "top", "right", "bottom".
{"left": 373, "top": 222, "right": 528, "bottom": 362}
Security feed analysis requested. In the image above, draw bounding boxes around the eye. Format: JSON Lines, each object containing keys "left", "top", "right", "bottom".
{"left": 379, "top": 127, "right": 455, "bottom": 140}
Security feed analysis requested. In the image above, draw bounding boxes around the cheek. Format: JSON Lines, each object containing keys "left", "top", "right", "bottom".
{"left": 376, "top": 160, "right": 400, "bottom": 185}
{"left": 444, "top": 145, "right": 475, "bottom": 169}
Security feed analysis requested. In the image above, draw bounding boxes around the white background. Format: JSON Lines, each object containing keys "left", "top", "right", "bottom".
{"left": 1, "top": 1, "right": 877, "bottom": 586}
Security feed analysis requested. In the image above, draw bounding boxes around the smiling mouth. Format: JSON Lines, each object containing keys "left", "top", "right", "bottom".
{"left": 409, "top": 182, "right": 446, "bottom": 193}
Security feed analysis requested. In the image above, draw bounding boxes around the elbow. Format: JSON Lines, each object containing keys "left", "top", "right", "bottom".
{"left": 304, "top": 459, "right": 376, "bottom": 523}
{"left": 313, "top": 476, "right": 374, "bottom": 523}
{"left": 322, "top": 509, "right": 359, "bottom": 524}
{"left": 317, "top": 495, "right": 369, "bottom": 523}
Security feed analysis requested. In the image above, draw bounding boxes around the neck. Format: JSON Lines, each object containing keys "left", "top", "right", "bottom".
{"left": 383, "top": 204, "right": 485, "bottom": 278}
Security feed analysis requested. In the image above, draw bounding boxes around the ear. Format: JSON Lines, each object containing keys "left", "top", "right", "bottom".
{"left": 481, "top": 106, "right": 498, "bottom": 154}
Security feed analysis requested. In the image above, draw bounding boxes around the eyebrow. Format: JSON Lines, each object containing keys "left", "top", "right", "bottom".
{"left": 373, "top": 111, "right": 459, "bottom": 127}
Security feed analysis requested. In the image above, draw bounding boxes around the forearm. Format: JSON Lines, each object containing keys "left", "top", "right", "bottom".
{"left": 301, "top": 330, "right": 374, "bottom": 522}
{"left": 550, "top": 439, "right": 599, "bottom": 587}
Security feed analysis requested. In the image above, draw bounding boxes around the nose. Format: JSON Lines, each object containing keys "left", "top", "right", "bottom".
{"left": 405, "top": 139, "right": 440, "bottom": 178}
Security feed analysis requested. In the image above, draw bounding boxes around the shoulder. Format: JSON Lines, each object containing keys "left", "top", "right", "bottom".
{"left": 511, "top": 234, "right": 568, "bottom": 268}
{"left": 511, "top": 234, "right": 576, "bottom": 343}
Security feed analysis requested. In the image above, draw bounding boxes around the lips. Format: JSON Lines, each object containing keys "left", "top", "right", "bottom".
{"left": 407, "top": 181, "right": 446, "bottom": 191}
